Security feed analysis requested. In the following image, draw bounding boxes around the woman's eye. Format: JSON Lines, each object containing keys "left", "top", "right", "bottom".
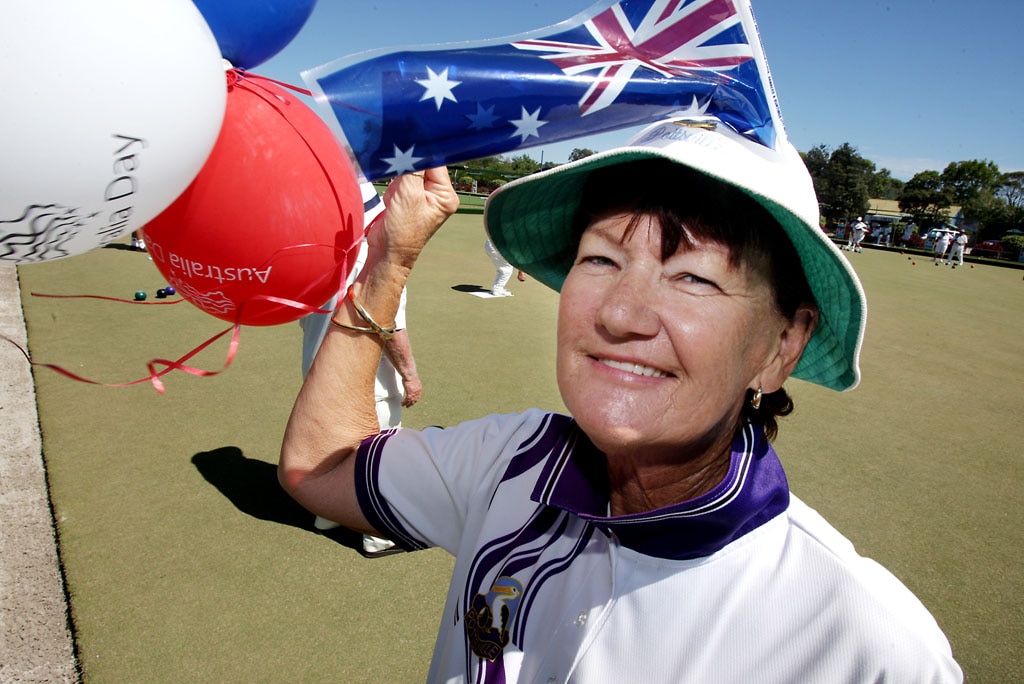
{"left": 677, "top": 273, "right": 721, "bottom": 291}
{"left": 579, "top": 254, "right": 616, "bottom": 267}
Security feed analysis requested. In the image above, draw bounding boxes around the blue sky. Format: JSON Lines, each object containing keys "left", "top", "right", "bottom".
{"left": 258, "top": 0, "right": 1024, "bottom": 181}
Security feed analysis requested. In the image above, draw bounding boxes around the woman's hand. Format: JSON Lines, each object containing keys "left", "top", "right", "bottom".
{"left": 402, "top": 374, "right": 423, "bottom": 407}
{"left": 368, "top": 167, "right": 460, "bottom": 269}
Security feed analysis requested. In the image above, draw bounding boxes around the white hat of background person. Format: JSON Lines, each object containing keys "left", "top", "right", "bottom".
{"left": 484, "top": 116, "right": 867, "bottom": 392}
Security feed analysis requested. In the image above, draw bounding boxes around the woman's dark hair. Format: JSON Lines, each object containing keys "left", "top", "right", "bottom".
{"left": 572, "top": 158, "right": 818, "bottom": 440}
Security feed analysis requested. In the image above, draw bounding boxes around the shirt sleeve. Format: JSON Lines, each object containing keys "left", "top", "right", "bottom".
{"left": 352, "top": 411, "right": 549, "bottom": 554}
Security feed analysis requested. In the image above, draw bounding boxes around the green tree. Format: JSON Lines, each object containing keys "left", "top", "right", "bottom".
{"left": 801, "top": 145, "right": 830, "bottom": 178}
{"left": 940, "top": 159, "right": 1003, "bottom": 233}
{"left": 461, "top": 155, "right": 528, "bottom": 188}
{"left": 569, "top": 148, "right": 596, "bottom": 162}
{"left": 964, "top": 189, "right": 1012, "bottom": 240}
{"left": 940, "top": 160, "right": 1001, "bottom": 205}
{"left": 997, "top": 171, "right": 1024, "bottom": 209}
{"left": 507, "top": 154, "right": 542, "bottom": 177}
{"left": 801, "top": 146, "right": 831, "bottom": 217}
{"left": 805, "top": 143, "right": 873, "bottom": 225}
{"left": 1000, "top": 234, "right": 1024, "bottom": 257}
{"left": 898, "top": 170, "right": 952, "bottom": 226}
{"left": 996, "top": 171, "right": 1024, "bottom": 230}
{"left": 466, "top": 156, "right": 503, "bottom": 170}
{"left": 868, "top": 168, "right": 904, "bottom": 200}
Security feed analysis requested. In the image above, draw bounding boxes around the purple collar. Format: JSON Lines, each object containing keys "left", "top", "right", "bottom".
{"left": 524, "top": 417, "right": 790, "bottom": 560}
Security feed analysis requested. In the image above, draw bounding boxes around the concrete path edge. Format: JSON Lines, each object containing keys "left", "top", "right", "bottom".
{"left": 0, "top": 264, "right": 79, "bottom": 683}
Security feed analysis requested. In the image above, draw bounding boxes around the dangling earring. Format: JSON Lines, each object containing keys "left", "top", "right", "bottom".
{"left": 750, "top": 387, "right": 763, "bottom": 410}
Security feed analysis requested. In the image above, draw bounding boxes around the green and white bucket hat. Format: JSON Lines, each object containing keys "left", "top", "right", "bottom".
{"left": 484, "top": 117, "right": 867, "bottom": 391}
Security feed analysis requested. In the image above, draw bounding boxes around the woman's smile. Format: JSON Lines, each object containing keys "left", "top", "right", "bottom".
{"left": 595, "top": 356, "right": 673, "bottom": 379}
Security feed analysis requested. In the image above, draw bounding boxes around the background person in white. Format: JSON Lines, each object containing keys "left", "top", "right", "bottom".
{"left": 934, "top": 230, "right": 952, "bottom": 264}
{"left": 901, "top": 222, "right": 916, "bottom": 247}
{"left": 299, "top": 182, "right": 421, "bottom": 557}
{"left": 484, "top": 238, "right": 514, "bottom": 296}
{"left": 850, "top": 216, "right": 868, "bottom": 252}
{"left": 947, "top": 231, "right": 968, "bottom": 266}
{"left": 279, "top": 119, "right": 961, "bottom": 682}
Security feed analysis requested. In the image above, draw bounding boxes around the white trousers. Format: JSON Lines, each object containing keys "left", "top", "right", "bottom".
{"left": 948, "top": 245, "right": 965, "bottom": 265}
{"left": 485, "top": 240, "right": 513, "bottom": 293}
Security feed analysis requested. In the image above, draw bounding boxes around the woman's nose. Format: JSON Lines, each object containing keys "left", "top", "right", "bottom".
{"left": 595, "top": 269, "right": 660, "bottom": 339}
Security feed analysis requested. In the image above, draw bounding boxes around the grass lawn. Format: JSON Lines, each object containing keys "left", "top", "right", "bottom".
{"left": 17, "top": 214, "right": 1023, "bottom": 682}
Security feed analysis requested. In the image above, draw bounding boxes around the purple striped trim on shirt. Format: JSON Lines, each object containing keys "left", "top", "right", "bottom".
{"left": 354, "top": 428, "right": 427, "bottom": 552}
{"left": 531, "top": 420, "right": 790, "bottom": 560}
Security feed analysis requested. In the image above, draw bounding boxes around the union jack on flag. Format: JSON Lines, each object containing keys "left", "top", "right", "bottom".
{"left": 304, "top": 0, "right": 782, "bottom": 181}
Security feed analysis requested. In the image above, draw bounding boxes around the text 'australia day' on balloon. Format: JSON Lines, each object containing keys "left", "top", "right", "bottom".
{"left": 102, "top": 134, "right": 149, "bottom": 244}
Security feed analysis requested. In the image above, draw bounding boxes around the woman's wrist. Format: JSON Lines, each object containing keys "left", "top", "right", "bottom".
{"left": 330, "top": 287, "right": 397, "bottom": 341}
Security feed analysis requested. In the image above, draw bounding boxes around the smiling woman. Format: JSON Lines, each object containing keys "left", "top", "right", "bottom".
{"left": 554, "top": 162, "right": 819, "bottom": 512}
{"left": 561, "top": 222, "right": 802, "bottom": 511}
{"left": 279, "top": 117, "right": 962, "bottom": 682}
{"left": 564, "top": 160, "right": 819, "bottom": 442}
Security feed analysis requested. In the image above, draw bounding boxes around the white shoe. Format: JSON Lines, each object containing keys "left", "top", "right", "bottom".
{"left": 490, "top": 289, "right": 513, "bottom": 297}
{"left": 362, "top": 535, "right": 402, "bottom": 558}
{"left": 314, "top": 516, "right": 340, "bottom": 530}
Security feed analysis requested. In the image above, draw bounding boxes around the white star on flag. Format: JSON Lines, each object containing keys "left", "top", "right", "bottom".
{"left": 674, "top": 95, "right": 712, "bottom": 118}
{"left": 509, "top": 107, "right": 548, "bottom": 143}
{"left": 381, "top": 145, "right": 424, "bottom": 175}
{"left": 416, "top": 66, "right": 461, "bottom": 110}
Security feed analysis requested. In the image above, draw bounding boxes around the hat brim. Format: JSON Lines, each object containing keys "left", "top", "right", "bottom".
{"left": 484, "top": 120, "right": 866, "bottom": 392}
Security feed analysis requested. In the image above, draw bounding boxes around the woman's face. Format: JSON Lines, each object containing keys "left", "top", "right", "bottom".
{"left": 557, "top": 212, "right": 805, "bottom": 461}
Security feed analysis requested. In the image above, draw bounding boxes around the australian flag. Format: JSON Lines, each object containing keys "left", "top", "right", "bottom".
{"left": 304, "top": 0, "right": 781, "bottom": 181}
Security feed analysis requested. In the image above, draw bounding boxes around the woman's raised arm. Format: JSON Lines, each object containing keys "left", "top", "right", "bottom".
{"left": 278, "top": 168, "right": 458, "bottom": 532}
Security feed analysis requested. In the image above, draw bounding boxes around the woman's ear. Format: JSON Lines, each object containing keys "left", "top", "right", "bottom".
{"left": 757, "top": 304, "right": 819, "bottom": 394}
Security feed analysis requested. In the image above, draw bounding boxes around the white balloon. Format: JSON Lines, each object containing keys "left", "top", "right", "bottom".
{"left": 0, "top": 0, "right": 226, "bottom": 263}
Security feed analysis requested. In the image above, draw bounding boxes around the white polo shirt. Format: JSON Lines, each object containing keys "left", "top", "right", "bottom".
{"left": 354, "top": 410, "right": 961, "bottom": 683}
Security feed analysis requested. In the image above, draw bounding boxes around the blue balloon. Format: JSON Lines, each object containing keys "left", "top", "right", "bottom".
{"left": 192, "top": 0, "right": 318, "bottom": 69}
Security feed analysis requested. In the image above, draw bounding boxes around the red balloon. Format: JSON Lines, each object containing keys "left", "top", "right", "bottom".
{"left": 143, "top": 71, "right": 364, "bottom": 326}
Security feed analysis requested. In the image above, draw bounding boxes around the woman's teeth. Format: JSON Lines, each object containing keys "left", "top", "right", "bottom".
{"left": 600, "top": 358, "right": 669, "bottom": 378}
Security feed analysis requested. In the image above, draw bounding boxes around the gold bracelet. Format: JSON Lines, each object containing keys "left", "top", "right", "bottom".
{"left": 329, "top": 289, "right": 396, "bottom": 341}
{"left": 329, "top": 319, "right": 380, "bottom": 337}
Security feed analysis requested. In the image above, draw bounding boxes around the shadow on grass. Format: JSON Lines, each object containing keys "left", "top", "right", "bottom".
{"left": 191, "top": 446, "right": 364, "bottom": 553}
{"left": 451, "top": 284, "right": 489, "bottom": 294}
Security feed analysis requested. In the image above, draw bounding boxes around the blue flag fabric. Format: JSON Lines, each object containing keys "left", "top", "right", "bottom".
{"left": 304, "top": 0, "right": 782, "bottom": 181}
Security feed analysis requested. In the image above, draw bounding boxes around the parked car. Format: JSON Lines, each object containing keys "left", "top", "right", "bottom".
{"left": 971, "top": 240, "right": 1005, "bottom": 258}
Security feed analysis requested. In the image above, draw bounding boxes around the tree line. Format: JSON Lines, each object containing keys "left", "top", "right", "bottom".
{"left": 451, "top": 148, "right": 595, "bottom": 193}
{"left": 457, "top": 144, "right": 1024, "bottom": 244}
{"left": 800, "top": 144, "right": 1022, "bottom": 243}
